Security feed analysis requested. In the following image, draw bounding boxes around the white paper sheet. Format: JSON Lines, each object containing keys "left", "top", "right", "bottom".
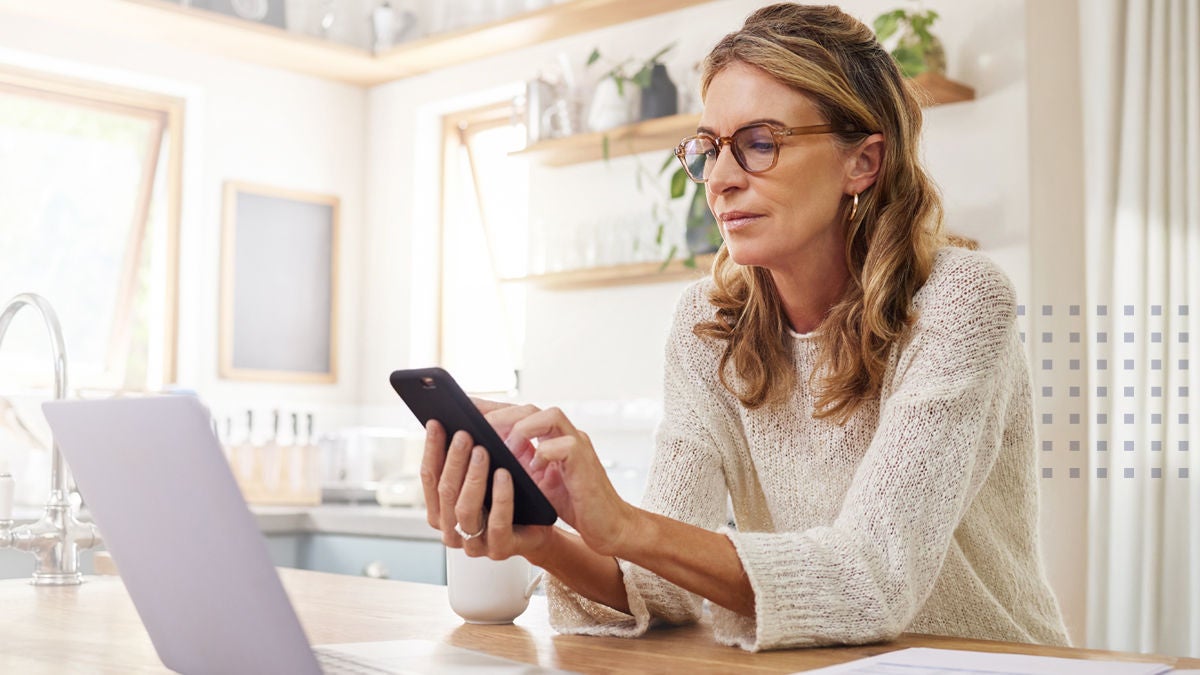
{"left": 795, "top": 647, "right": 1172, "bottom": 675}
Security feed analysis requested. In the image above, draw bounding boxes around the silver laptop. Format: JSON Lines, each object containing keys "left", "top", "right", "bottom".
{"left": 42, "top": 395, "right": 554, "bottom": 675}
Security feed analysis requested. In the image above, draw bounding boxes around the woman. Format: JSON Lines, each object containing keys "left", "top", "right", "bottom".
{"left": 421, "top": 3, "right": 1069, "bottom": 651}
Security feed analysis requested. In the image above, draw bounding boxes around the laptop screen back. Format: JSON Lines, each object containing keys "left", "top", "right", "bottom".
{"left": 42, "top": 396, "right": 321, "bottom": 675}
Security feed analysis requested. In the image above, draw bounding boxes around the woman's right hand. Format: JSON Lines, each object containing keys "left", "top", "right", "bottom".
{"left": 419, "top": 418, "right": 555, "bottom": 562}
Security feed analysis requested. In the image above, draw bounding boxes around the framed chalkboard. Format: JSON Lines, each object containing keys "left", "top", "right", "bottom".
{"left": 219, "top": 182, "right": 339, "bottom": 383}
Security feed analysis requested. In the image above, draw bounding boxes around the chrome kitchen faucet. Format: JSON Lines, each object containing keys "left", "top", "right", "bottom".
{"left": 0, "top": 293, "right": 102, "bottom": 585}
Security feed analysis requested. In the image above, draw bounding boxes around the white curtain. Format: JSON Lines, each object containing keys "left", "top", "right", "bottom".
{"left": 1081, "top": 0, "right": 1200, "bottom": 657}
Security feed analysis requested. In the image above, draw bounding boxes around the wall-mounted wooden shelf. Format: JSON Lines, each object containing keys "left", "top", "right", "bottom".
{"left": 0, "top": 0, "right": 715, "bottom": 86}
{"left": 912, "top": 72, "right": 976, "bottom": 106}
{"left": 514, "top": 74, "right": 973, "bottom": 168}
{"left": 513, "top": 113, "right": 700, "bottom": 166}
{"left": 503, "top": 253, "right": 715, "bottom": 289}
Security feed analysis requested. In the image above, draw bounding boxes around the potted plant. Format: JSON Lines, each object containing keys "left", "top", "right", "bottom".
{"left": 633, "top": 152, "right": 719, "bottom": 270}
{"left": 665, "top": 155, "right": 720, "bottom": 265}
{"left": 585, "top": 43, "right": 677, "bottom": 132}
{"left": 872, "top": 7, "right": 945, "bottom": 78}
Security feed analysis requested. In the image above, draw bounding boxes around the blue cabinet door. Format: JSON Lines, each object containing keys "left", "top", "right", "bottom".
{"left": 264, "top": 533, "right": 445, "bottom": 585}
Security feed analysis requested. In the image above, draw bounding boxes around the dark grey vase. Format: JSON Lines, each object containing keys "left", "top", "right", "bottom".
{"left": 640, "top": 64, "right": 678, "bottom": 120}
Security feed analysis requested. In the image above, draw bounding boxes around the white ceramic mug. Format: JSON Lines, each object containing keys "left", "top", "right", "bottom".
{"left": 445, "top": 547, "right": 543, "bottom": 624}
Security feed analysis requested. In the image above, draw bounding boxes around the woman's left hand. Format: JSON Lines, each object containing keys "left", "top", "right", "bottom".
{"left": 482, "top": 403, "right": 637, "bottom": 557}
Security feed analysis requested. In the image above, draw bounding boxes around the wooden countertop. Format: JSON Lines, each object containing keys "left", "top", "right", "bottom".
{"left": 3, "top": 568, "right": 1197, "bottom": 673}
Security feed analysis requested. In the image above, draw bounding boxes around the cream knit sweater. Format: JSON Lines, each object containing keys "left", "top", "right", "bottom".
{"left": 545, "top": 247, "right": 1070, "bottom": 651}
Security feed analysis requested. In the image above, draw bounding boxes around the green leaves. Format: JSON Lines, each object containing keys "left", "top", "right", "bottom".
{"left": 669, "top": 166, "right": 688, "bottom": 199}
{"left": 631, "top": 64, "right": 653, "bottom": 90}
{"left": 586, "top": 42, "right": 676, "bottom": 95}
{"left": 872, "top": 7, "right": 941, "bottom": 79}
{"left": 892, "top": 44, "right": 928, "bottom": 77}
{"left": 872, "top": 9, "right": 905, "bottom": 41}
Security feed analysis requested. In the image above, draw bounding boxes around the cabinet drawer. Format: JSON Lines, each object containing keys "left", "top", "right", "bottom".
{"left": 265, "top": 533, "right": 445, "bottom": 585}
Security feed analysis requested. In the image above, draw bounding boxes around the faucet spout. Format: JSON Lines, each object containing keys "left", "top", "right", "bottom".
{"left": 0, "top": 293, "right": 102, "bottom": 585}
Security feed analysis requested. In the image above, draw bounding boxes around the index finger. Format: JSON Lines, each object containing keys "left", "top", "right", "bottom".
{"left": 419, "top": 419, "right": 446, "bottom": 528}
{"left": 470, "top": 397, "right": 513, "bottom": 415}
{"left": 508, "top": 406, "right": 578, "bottom": 450}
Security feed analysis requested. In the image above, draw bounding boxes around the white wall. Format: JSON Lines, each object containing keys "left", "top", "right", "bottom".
{"left": 1024, "top": 0, "right": 1088, "bottom": 646}
{"left": 0, "top": 10, "right": 368, "bottom": 435}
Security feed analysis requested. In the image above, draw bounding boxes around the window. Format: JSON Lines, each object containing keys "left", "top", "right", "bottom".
{"left": 438, "top": 103, "right": 528, "bottom": 394}
{"left": 0, "top": 66, "right": 182, "bottom": 392}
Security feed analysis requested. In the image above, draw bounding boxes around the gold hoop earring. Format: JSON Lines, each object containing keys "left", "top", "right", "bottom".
{"left": 848, "top": 192, "right": 859, "bottom": 222}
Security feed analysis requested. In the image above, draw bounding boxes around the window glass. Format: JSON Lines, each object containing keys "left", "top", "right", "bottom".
{"left": 0, "top": 76, "right": 175, "bottom": 391}
{"left": 440, "top": 107, "right": 528, "bottom": 394}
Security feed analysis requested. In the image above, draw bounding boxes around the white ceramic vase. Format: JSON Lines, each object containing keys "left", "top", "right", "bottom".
{"left": 587, "top": 77, "right": 639, "bottom": 132}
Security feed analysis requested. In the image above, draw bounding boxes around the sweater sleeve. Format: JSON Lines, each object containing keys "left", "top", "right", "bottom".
{"left": 714, "top": 255, "right": 1024, "bottom": 651}
{"left": 546, "top": 282, "right": 730, "bottom": 637}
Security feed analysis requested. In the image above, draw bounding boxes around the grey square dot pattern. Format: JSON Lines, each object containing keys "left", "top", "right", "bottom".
{"left": 1124, "top": 386, "right": 1134, "bottom": 397}
{"left": 1043, "top": 440, "right": 1053, "bottom": 452}
{"left": 1070, "top": 467, "right": 1081, "bottom": 478}
{"left": 1042, "top": 359, "right": 1053, "bottom": 370}
{"left": 1182, "top": 359, "right": 1190, "bottom": 370}
{"left": 1182, "top": 414, "right": 1190, "bottom": 424}
{"left": 1098, "top": 414, "right": 1109, "bottom": 425}
{"left": 1069, "top": 386, "right": 1080, "bottom": 397}
{"left": 1070, "top": 305, "right": 1081, "bottom": 316}
{"left": 1152, "top": 332, "right": 1162, "bottom": 343}
{"left": 1124, "top": 440, "right": 1134, "bottom": 451}
{"left": 1097, "top": 386, "right": 1108, "bottom": 397}
{"left": 1124, "top": 360, "right": 1135, "bottom": 370}
{"left": 1152, "top": 413, "right": 1162, "bottom": 424}
{"left": 1151, "top": 305, "right": 1162, "bottom": 316}
{"left": 1152, "top": 386, "right": 1163, "bottom": 397}
{"left": 1042, "top": 468, "right": 1053, "bottom": 478}
{"left": 1152, "top": 468, "right": 1162, "bottom": 478}
{"left": 1098, "top": 332, "right": 1108, "bottom": 343}
{"left": 1042, "top": 414, "right": 1053, "bottom": 425}
{"left": 1070, "top": 413, "right": 1081, "bottom": 424}
{"left": 1124, "top": 332, "right": 1135, "bottom": 343}
{"left": 1182, "top": 332, "right": 1191, "bottom": 343}
{"left": 1181, "top": 468, "right": 1190, "bottom": 478}
{"left": 1152, "top": 440, "right": 1162, "bottom": 451}
{"left": 1181, "top": 441, "right": 1191, "bottom": 452}
{"left": 1070, "top": 440, "right": 1081, "bottom": 451}
{"left": 1152, "top": 359, "right": 1163, "bottom": 370}
{"left": 1098, "top": 305, "right": 1108, "bottom": 316}
{"left": 1182, "top": 387, "right": 1191, "bottom": 397}
{"left": 1124, "top": 413, "right": 1135, "bottom": 424}
{"left": 1070, "top": 359, "right": 1081, "bottom": 370}
{"left": 1042, "top": 386, "right": 1053, "bottom": 397}
{"left": 1070, "top": 332, "right": 1081, "bottom": 343}
{"left": 1017, "top": 305, "right": 1026, "bottom": 316}
{"left": 1042, "top": 332, "right": 1053, "bottom": 343}
{"left": 1124, "top": 468, "right": 1135, "bottom": 478}
{"left": 1098, "top": 468, "right": 1109, "bottom": 478}
{"left": 1182, "top": 305, "right": 1190, "bottom": 316}
{"left": 1098, "top": 440, "right": 1109, "bottom": 451}
{"left": 1098, "top": 359, "right": 1108, "bottom": 370}
{"left": 1124, "top": 305, "right": 1135, "bottom": 316}
{"left": 1042, "top": 305, "right": 1052, "bottom": 316}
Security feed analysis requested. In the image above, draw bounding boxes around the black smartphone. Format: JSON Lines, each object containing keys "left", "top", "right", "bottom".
{"left": 390, "top": 368, "right": 558, "bottom": 526}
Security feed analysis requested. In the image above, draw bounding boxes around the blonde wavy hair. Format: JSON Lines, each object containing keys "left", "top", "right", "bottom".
{"left": 693, "top": 3, "right": 946, "bottom": 423}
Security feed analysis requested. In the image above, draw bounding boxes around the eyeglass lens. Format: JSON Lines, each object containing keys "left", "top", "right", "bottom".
{"left": 679, "top": 125, "right": 778, "bottom": 182}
